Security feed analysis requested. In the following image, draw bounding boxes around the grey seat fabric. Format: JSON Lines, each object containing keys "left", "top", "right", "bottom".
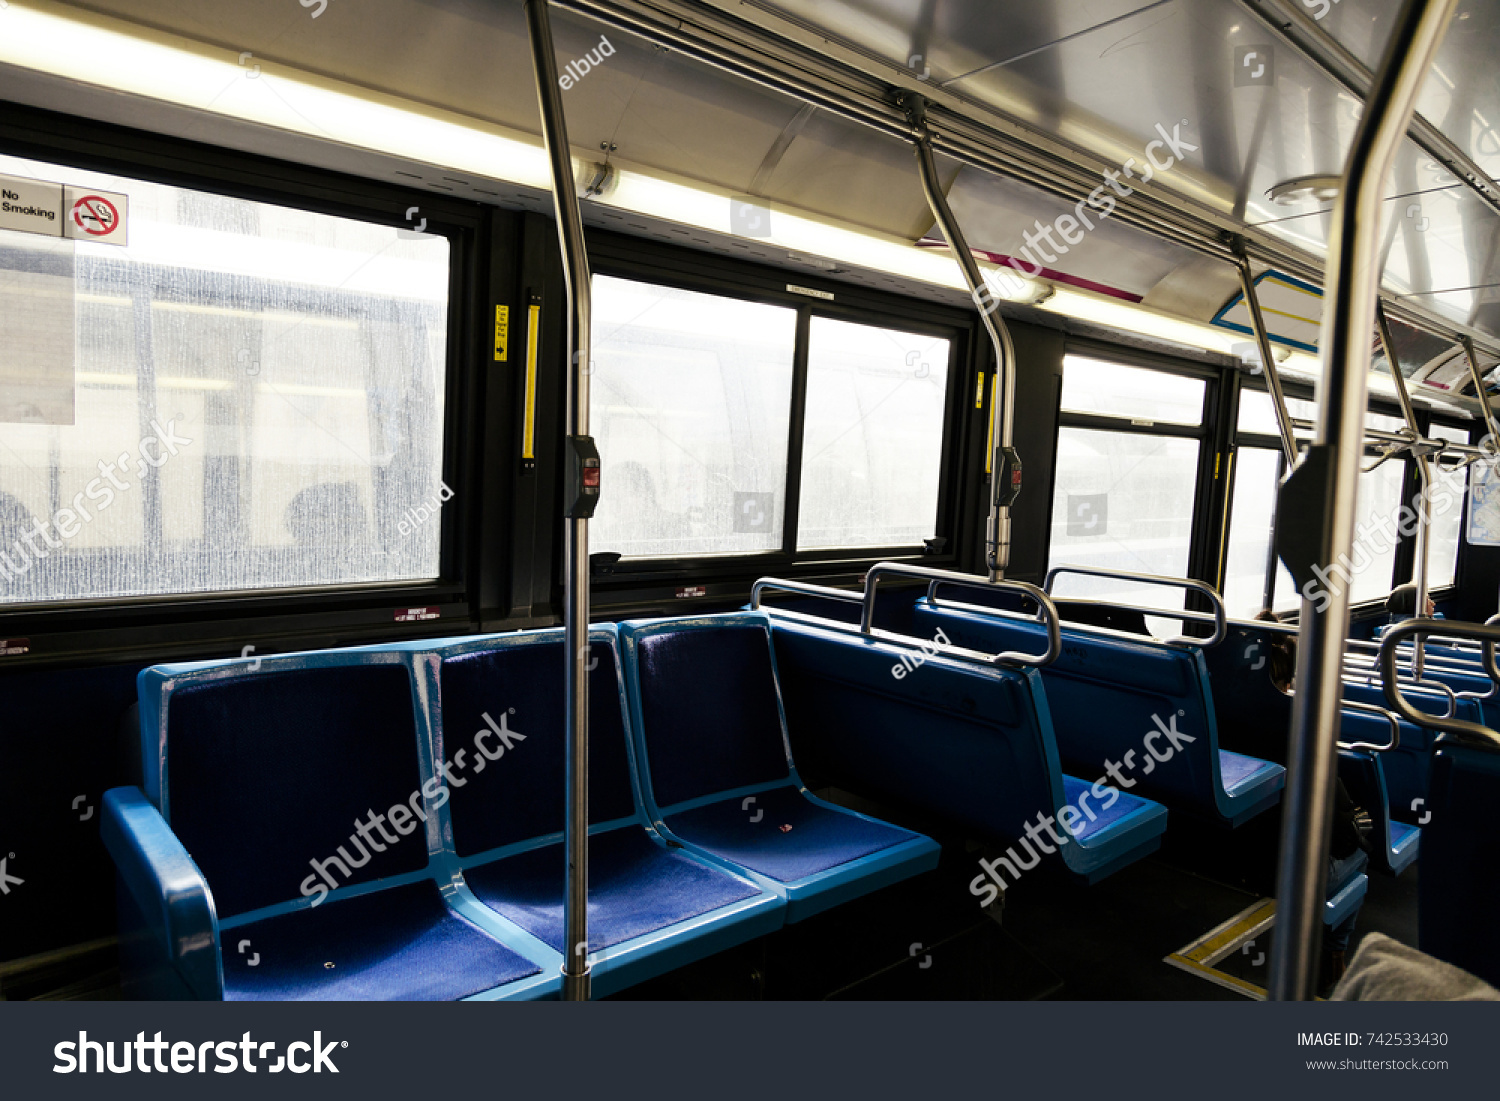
{"left": 1332, "top": 932, "right": 1500, "bottom": 1002}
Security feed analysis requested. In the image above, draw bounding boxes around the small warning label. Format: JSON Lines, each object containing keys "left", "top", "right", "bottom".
{"left": 0, "top": 638, "right": 32, "bottom": 657}
{"left": 64, "top": 187, "right": 129, "bottom": 246}
{"left": 675, "top": 586, "right": 706, "bottom": 599}
{"left": 394, "top": 606, "right": 441, "bottom": 623}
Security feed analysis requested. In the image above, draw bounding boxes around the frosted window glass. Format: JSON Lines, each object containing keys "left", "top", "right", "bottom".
{"left": 0, "top": 154, "right": 449, "bottom": 604}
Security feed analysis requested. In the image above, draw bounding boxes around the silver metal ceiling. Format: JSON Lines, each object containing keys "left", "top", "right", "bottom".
{"left": 9, "top": 0, "right": 1499, "bottom": 364}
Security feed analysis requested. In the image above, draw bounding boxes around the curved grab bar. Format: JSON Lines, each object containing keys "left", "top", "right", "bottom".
{"left": 1042, "top": 565, "right": 1228, "bottom": 648}
{"left": 1344, "top": 639, "right": 1498, "bottom": 699}
{"left": 1378, "top": 619, "right": 1500, "bottom": 748}
{"left": 1334, "top": 699, "right": 1402, "bottom": 753}
{"left": 864, "top": 562, "right": 1062, "bottom": 668}
{"left": 1342, "top": 664, "right": 1457, "bottom": 718}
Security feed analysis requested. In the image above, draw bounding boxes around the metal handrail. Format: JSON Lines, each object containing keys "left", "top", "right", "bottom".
{"left": 1334, "top": 699, "right": 1402, "bottom": 753}
{"left": 864, "top": 562, "right": 1062, "bottom": 667}
{"left": 1043, "top": 565, "right": 1228, "bottom": 648}
{"left": 1378, "top": 619, "right": 1500, "bottom": 749}
{"left": 1269, "top": 0, "right": 1459, "bottom": 1003}
{"left": 902, "top": 93, "right": 1017, "bottom": 581}
{"left": 751, "top": 572, "right": 1061, "bottom": 669}
{"left": 1340, "top": 664, "right": 1457, "bottom": 718}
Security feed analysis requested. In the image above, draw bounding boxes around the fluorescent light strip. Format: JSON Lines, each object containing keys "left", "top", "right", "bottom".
{"left": 0, "top": 0, "right": 1295, "bottom": 357}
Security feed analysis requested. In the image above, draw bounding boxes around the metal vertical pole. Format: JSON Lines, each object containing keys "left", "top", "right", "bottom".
{"left": 524, "top": 0, "right": 592, "bottom": 1001}
{"left": 1268, "top": 0, "right": 1458, "bottom": 1001}
{"left": 901, "top": 93, "right": 1019, "bottom": 580}
{"left": 1461, "top": 335, "right": 1500, "bottom": 448}
{"left": 1235, "top": 244, "right": 1299, "bottom": 467}
{"left": 1377, "top": 304, "right": 1430, "bottom": 676}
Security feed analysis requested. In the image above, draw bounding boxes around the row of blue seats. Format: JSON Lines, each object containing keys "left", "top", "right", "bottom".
{"left": 769, "top": 598, "right": 1363, "bottom": 931}
{"left": 102, "top": 614, "right": 940, "bottom": 1001}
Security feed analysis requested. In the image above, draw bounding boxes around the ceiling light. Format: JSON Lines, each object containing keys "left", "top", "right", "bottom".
{"left": 1267, "top": 175, "right": 1344, "bottom": 205}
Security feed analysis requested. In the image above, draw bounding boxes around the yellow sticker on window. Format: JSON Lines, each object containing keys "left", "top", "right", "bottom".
{"left": 495, "top": 304, "right": 509, "bottom": 362}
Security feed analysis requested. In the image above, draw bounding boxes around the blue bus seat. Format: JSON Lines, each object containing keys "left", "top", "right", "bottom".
{"left": 431, "top": 628, "right": 783, "bottom": 995}
{"left": 1337, "top": 713, "right": 1421, "bottom": 877}
{"left": 618, "top": 612, "right": 940, "bottom": 922}
{"left": 102, "top": 651, "right": 558, "bottom": 1001}
{"left": 913, "top": 600, "right": 1285, "bottom": 828}
{"left": 1326, "top": 848, "right": 1369, "bottom": 929}
{"left": 1419, "top": 736, "right": 1500, "bottom": 986}
{"left": 769, "top": 616, "right": 1166, "bottom": 884}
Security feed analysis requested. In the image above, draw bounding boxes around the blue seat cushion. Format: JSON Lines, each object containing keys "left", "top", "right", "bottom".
{"left": 1060, "top": 775, "right": 1154, "bottom": 841}
{"left": 221, "top": 882, "right": 539, "bottom": 1001}
{"left": 464, "top": 827, "right": 759, "bottom": 953}
{"left": 1219, "top": 749, "right": 1284, "bottom": 799}
{"left": 664, "top": 785, "right": 917, "bottom": 883}
{"left": 1389, "top": 819, "right": 1420, "bottom": 853}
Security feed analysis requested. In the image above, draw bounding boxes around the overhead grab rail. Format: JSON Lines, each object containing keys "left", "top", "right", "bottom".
{"left": 751, "top": 566, "right": 1062, "bottom": 669}
{"left": 1235, "top": 239, "right": 1299, "bottom": 466}
{"left": 1268, "top": 0, "right": 1458, "bottom": 1003}
{"left": 524, "top": 0, "right": 596, "bottom": 1002}
{"left": 1461, "top": 334, "right": 1500, "bottom": 454}
{"left": 1379, "top": 619, "right": 1500, "bottom": 750}
{"left": 900, "top": 92, "right": 1019, "bottom": 582}
{"left": 1042, "top": 565, "right": 1229, "bottom": 648}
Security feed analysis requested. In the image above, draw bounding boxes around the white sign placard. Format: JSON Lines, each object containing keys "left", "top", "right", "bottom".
{"left": 1467, "top": 464, "right": 1500, "bottom": 547}
{"left": 63, "top": 186, "right": 129, "bottom": 246}
{"left": 0, "top": 173, "right": 128, "bottom": 246}
{"left": 0, "top": 172, "right": 64, "bottom": 238}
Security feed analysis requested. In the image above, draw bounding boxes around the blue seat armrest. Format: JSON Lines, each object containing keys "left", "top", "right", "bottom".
{"left": 101, "top": 786, "right": 223, "bottom": 1000}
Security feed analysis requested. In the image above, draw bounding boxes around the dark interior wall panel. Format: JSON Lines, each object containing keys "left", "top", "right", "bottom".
{"left": 999, "top": 321, "right": 1065, "bottom": 586}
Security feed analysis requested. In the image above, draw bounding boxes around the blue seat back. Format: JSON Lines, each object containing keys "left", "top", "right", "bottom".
{"left": 914, "top": 601, "right": 1226, "bottom": 819}
{"left": 770, "top": 617, "right": 1066, "bottom": 846}
{"left": 622, "top": 615, "right": 792, "bottom": 808}
{"left": 437, "top": 632, "right": 636, "bottom": 857}
{"left": 1419, "top": 739, "right": 1500, "bottom": 985}
{"left": 142, "top": 656, "right": 427, "bottom": 919}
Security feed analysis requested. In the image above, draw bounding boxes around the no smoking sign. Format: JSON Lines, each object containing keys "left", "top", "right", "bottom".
{"left": 63, "top": 186, "right": 128, "bottom": 245}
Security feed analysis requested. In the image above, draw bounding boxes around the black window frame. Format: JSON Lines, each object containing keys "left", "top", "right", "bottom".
{"left": 0, "top": 103, "right": 492, "bottom": 660}
{"left": 582, "top": 232, "right": 979, "bottom": 603}
{"left": 1046, "top": 339, "right": 1224, "bottom": 592}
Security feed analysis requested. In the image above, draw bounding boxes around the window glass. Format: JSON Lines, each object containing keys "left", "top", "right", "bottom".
{"left": 588, "top": 275, "right": 796, "bottom": 558}
{"left": 1221, "top": 447, "right": 1296, "bottom": 618}
{"left": 1367, "top": 410, "right": 1407, "bottom": 434}
{"left": 1346, "top": 460, "right": 1406, "bottom": 606}
{"left": 796, "top": 317, "right": 949, "bottom": 549}
{"left": 1060, "top": 355, "right": 1204, "bottom": 425}
{"left": 1426, "top": 424, "right": 1470, "bottom": 590}
{"left": 0, "top": 153, "right": 449, "bottom": 605}
{"left": 1049, "top": 427, "right": 1199, "bottom": 613}
{"left": 1236, "top": 390, "right": 1317, "bottom": 436}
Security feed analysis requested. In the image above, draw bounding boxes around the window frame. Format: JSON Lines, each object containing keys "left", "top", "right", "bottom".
{"left": 0, "top": 103, "right": 490, "bottom": 650}
{"left": 1224, "top": 375, "right": 1443, "bottom": 613}
{"left": 1046, "top": 339, "right": 1223, "bottom": 594}
{"left": 583, "top": 232, "right": 976, "bottom": 595}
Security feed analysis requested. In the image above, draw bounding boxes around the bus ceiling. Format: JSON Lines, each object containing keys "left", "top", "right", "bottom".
{"left": 1, "top": 1, "right": 1498, "bottom": 387}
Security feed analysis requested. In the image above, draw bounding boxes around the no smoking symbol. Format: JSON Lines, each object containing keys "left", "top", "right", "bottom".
{"left": 71, "top": 195, "right": 119, "bottom": 237}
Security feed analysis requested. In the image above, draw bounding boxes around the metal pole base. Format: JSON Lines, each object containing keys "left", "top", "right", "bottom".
{"left": 562, "top": 967, "right": 591, "bottom": 1002}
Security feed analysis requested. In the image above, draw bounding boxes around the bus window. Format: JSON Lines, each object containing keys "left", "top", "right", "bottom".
{"left": 0, "top": 154, "right": 450, "bottom": 605}
{"left": 1049, "top": 356, "right": 1206, "bottom": 616}
{"left": 1221, "top": 446, "right": 1296, "bottom": 618}
{"left": 589, "top": 275, "right": 796, "bottom": 558}
{"left": 1427, "top": 423, "right": 1471, "bottom": 590}
{"left": 796, "top": 317, "right": 949, "bottom": 550}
